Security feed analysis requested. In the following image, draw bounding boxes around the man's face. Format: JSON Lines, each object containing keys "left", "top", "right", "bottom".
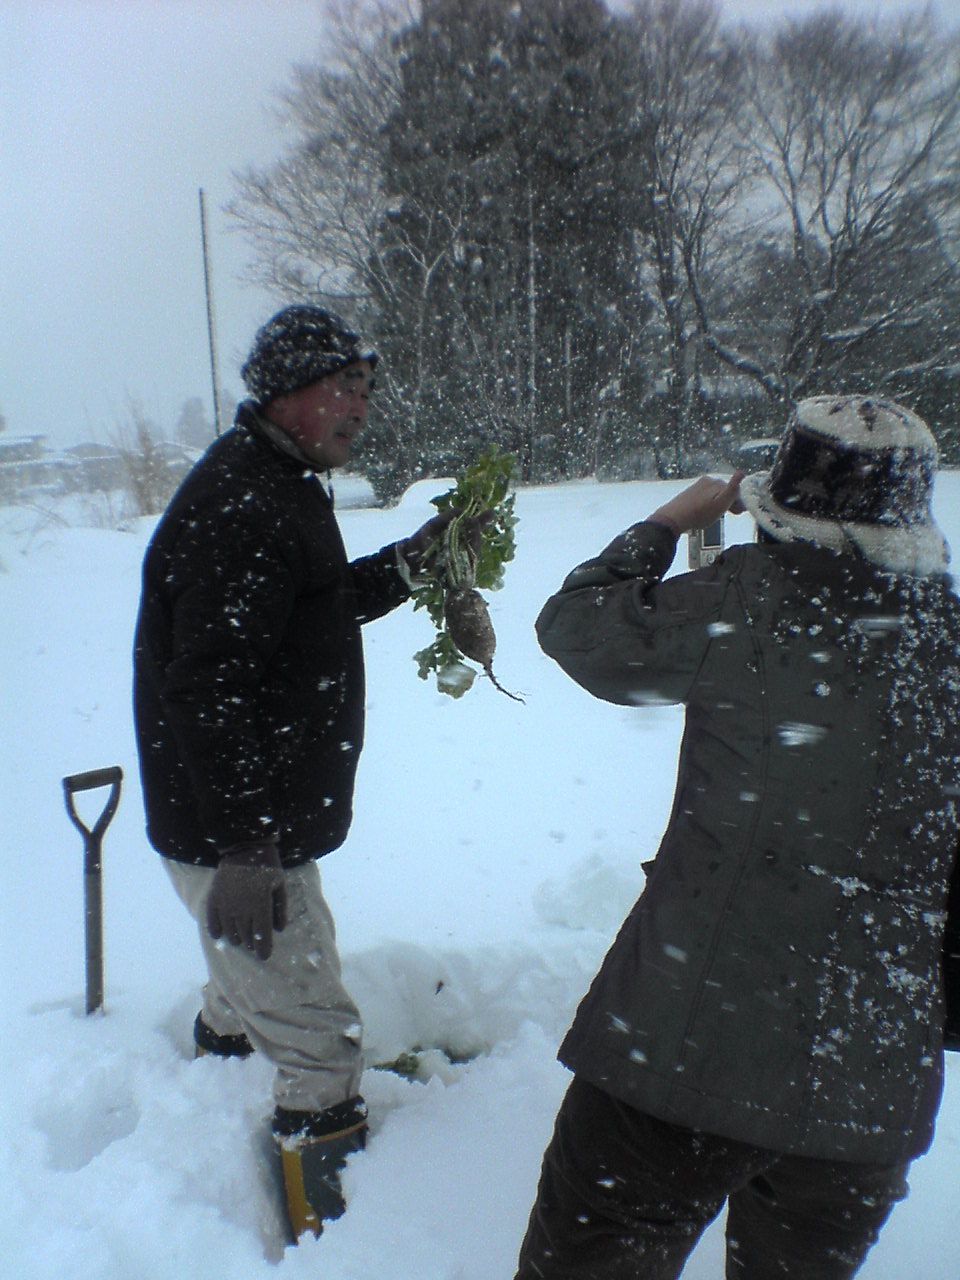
{"left": 266, "top": 360, "right": 374, "bottom": 469}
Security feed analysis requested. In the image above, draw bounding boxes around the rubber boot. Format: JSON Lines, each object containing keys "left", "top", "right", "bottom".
{"left": 193, "top": 1012, "right": 254, "bottom": 1060}
{"left": 273, "top": 1096, "right": 368, "bottom": 1240}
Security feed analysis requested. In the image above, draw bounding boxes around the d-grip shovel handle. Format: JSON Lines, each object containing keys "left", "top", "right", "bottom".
{"left": 64, "top": 765, "right": 123, "bottom": 792}
{"left": 64, "top": 766, "right": 123, "bottom": 852}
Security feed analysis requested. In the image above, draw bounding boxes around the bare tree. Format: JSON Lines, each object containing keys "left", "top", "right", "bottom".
{"left": 230, "top": 0, "right": 452, "bottom": 498}
{"left": 110, "top": 399, "right": 178, "bottom": 517}
{"left": 230, "top": 0, "right": 411, "bottom": 306}
{"left": 688, "top": 8, "right": 960, "bottom": 407}
{"left": 624, "top": 0, "right": 751, "bottom": 473}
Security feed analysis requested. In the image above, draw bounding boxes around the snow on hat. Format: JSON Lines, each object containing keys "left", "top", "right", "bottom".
{"left": 740, "top": 395, "right": 949, "bottom": 576}
{"left": 241, "top": 305, "right": 377, "bottom": 405}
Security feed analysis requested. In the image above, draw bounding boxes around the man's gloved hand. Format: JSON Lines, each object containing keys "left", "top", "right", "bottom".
{"left": 206, "top": 841, "right": 287, "bottom": 962}
{"left": 397, "top": 510, "right": 456, "bottom": 578}
{"left": 398, "top": 508, "right": 493, "bottom": 580}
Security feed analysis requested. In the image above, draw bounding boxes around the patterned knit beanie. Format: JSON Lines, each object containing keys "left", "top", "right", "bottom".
{"left": 740, "top": 395, "right": 949, "bottom": 576}
{"left": 241, "top": 305, "right": 377, "bottom": 406}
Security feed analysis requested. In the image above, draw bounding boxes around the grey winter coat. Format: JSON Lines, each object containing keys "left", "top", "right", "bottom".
{"left": 536, "top": 521, "right": 960, "bottom": 1163}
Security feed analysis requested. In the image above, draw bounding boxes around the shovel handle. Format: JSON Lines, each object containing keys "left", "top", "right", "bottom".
{"left": 63, "top": 767, "right": 123, "bottom": 846}
{"left": 64, "top": 766, "right": 123, "bottom": 794}
{"left": 62, "top": 766, "right": 123, "bottom": 1017}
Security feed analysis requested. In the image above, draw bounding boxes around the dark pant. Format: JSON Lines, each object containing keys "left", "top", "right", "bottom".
{"left": 515, "top": 1078, "right": 909, "bottom": 1280}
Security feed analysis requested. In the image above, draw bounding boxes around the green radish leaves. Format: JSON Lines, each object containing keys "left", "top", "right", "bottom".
{"left": 411, "top": 448, "right": 518, "bottom": 697}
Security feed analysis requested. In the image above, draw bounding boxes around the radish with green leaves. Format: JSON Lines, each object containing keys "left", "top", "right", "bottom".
{"left": 411, "top": 449, "right": 522, "bottom": 701}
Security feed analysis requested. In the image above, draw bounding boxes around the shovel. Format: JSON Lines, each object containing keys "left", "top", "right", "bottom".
{"left": 63, "top": 766, "right": 123, "bottom": 1014}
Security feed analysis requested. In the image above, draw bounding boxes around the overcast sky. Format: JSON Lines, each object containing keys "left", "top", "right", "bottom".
{"left": 1, "top": 0, "right": 950, "bottom": 449}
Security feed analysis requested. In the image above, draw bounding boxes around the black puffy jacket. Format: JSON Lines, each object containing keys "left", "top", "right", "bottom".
{"left": 133, "top": 404, "right": 410, "bottom": 867}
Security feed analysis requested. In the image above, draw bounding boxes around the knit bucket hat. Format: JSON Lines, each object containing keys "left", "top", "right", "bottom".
{"left": 739, "top": 395, "right": 949, "bottom": 576}
{"left": 241, "top": 305, "right": 377, "bottom": 406}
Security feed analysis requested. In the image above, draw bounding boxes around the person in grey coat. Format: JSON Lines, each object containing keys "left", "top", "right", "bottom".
{"left": 516, "top": 396, "right": 960, "bottom": 1279}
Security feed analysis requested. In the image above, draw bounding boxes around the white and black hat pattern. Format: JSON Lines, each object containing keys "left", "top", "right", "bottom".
{"left": 241, "top": 305, "right": 377, "bottom": 406}
{"left": 740, "top": 395, "right": 949, "bottom": 576}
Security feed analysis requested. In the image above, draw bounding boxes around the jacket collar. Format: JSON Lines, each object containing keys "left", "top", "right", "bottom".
{"left": 235, "top": 400, "right": 320, "bottom": 469}
{"left": 234, "top": 401, "right": 336, "bottom": 502}
{"left": 759, "top": 537, "right": 952, "bottom": 591}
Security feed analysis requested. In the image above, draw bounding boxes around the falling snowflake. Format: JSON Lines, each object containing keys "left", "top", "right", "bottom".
{"left": 777, "top": 721, "right": 828, "bottom": 747}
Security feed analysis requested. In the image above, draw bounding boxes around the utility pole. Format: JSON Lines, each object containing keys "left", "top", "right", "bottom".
{"left": 199, "top": 188, "right": 223, "bottom": 436}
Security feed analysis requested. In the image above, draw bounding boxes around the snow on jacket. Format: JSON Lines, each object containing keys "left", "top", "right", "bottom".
{"left": 133, "top": 403, "right": 410, "bottom": 868}
{"left": 536, "top": 520, "right": 960, "bottom": 1163}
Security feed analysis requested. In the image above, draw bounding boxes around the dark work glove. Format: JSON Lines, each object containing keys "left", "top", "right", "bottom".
{"left": 397, "top": 510, "right": 456, "bottom": 578}
{"left": 398, "top": 508, "right": 493, "bottom": 579}
{"left": 206, "top": 841, "right": 288, "bottom": 962}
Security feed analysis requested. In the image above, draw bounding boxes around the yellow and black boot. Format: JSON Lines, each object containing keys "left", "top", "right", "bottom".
{"left": 193, "top": 1012, "right": 254, "bottom": 1060}
{"left": 273, "top": 1096, "right": 368, "bottom": 1241}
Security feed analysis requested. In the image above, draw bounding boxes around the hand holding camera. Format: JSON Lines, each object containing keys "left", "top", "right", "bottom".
{"left": 649, "top": 471, "right": 746, "bottom": 569}
{"left": 649, "top": 471, "right": 746, "bottom": 536}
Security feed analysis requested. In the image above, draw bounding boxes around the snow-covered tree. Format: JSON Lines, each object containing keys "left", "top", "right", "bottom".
{"left": 621, "top": 0, "right": 751, "bottom": 475}
{"left": 359, "top": 0, "right": 653, "bottom": 493}
{"left": 231, "top": 0, "right": 652, "bottom": 497}
{"left": 689, "top": 8, "right": 960, "bottom": 413}
{"left": 230, "top": 1, "right": 960, "bottom": 484}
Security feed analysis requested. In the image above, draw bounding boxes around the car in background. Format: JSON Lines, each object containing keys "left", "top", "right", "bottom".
{"left": 734, "top": 437, "right": 780, "bottom": 472}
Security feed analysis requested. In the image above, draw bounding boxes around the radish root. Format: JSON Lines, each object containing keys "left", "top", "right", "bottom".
{"left": 443, "top": 589, "right": 525, "bottom": 703}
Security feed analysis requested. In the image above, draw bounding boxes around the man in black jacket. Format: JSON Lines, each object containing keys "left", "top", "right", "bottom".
{"left": 133, "top": 305, "right": 465, "bottom": 1240}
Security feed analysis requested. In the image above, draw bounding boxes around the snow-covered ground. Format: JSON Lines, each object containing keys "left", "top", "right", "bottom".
{"left": 1, "top": 472, "right": 956, "bottom": 1279}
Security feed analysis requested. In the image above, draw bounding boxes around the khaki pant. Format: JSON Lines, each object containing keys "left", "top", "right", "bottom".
{"left": 165, "top": 859, "right": 363, "bottom": 1113}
